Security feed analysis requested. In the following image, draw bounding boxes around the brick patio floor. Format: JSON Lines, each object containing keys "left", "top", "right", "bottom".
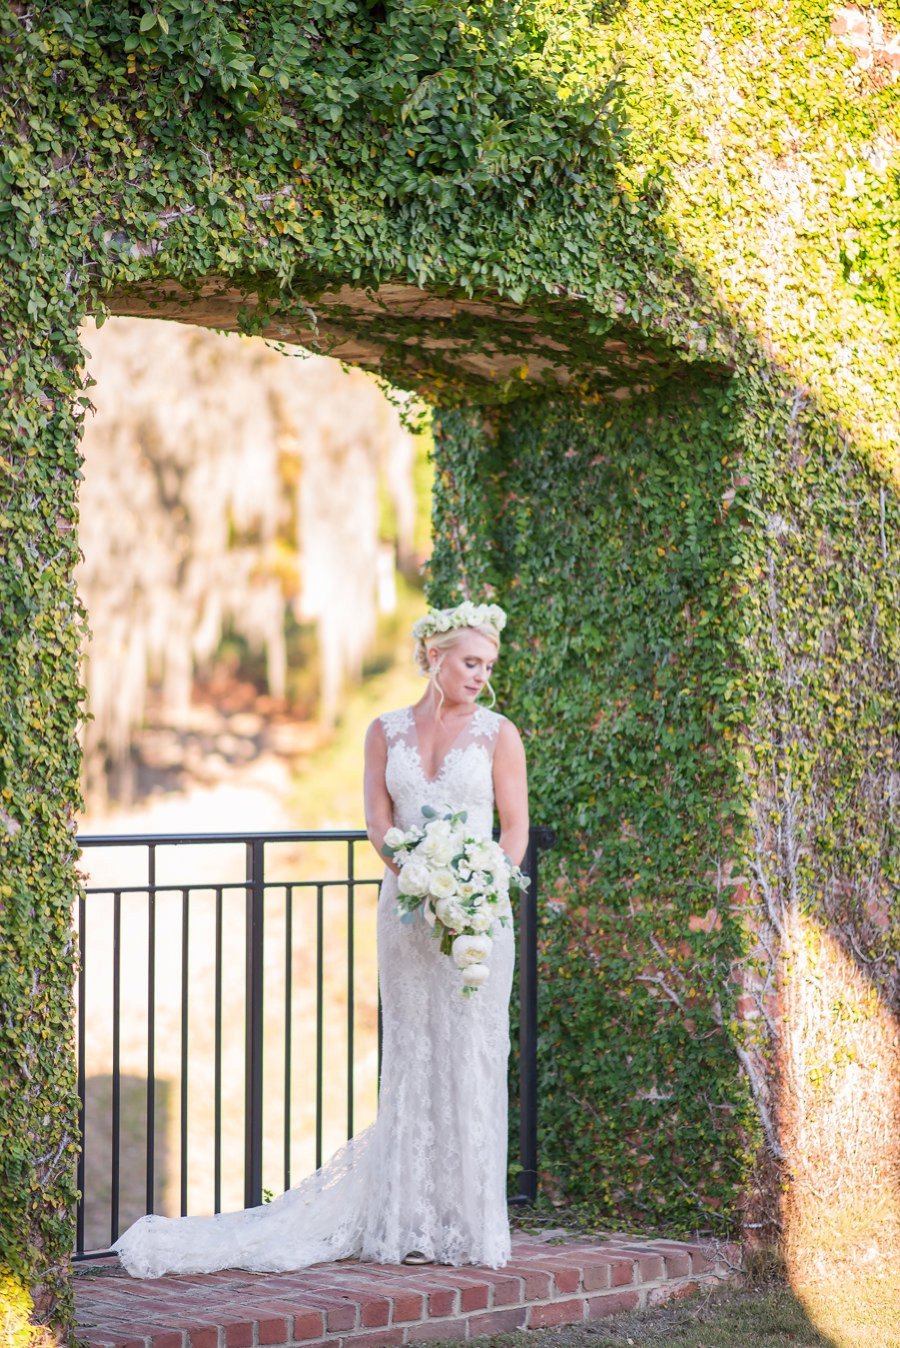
{"left": 75, "top": 1234, "right": 738, "bottom": 1347}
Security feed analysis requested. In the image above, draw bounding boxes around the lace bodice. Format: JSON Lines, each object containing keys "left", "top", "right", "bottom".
{"left": 380, "top": 704, "right": 504, "bottom": 839}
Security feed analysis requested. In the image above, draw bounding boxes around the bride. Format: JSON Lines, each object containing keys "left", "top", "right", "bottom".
{"left": 114, "top": 600, "right": 529, "bottom": 1277}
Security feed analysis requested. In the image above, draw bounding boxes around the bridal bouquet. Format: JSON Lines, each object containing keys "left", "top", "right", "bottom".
{"left": 382, "top": 807, "right": 529, "bottom": 995}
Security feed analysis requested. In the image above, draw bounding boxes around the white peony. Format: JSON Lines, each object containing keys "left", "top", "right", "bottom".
{"left": 435, "top": 897, "right": 468, "bottom": 930}
{"left": 468, "top": 909, "right": 493, "bottom": 934}
{"left": 461, "top": 963, "right": 490, "bottom": 988}
{"left": 465, "top": 842, "right": 497, "bottom": 872}
{"left": 421, "top": 822, "right": 457, "bottom": 865}
{"left": 451, "top": 933, "right": 493, "bottom": 968}
{"left": 383, "top": 827, "right": 406, "bottom": 849}
{"left": 398, "top": 860, "right": 431, "bottom": 898}
{"left": 423, "top": 837, "right": 456, "bottom": 866}
{"left": 429, "top": 868, "right": 457, "bottom": 900}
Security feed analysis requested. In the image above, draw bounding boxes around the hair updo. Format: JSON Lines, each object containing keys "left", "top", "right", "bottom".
{"left": 413, "top": 623, "right": 501, "bottom": 677}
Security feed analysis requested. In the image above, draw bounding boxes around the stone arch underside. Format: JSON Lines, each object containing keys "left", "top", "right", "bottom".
{"left": 105, "top": 278, "right": 731, "bottom": 401}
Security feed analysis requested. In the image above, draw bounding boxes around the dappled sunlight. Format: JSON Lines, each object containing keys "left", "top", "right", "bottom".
{"left": 0, "top": 1270, "right": 54, "bottom": 1348}
{"left": 781, "top": 910, "right": 900, "bottom": 1344}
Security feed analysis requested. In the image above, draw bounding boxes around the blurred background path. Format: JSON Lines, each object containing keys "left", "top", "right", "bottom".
{"left": 76, "top": 319, "right": 432, "bottom": 1249}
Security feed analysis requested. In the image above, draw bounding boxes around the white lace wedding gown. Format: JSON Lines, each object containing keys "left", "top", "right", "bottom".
{"left": 115, "top": 704, "right": 514, "bottom": 1277}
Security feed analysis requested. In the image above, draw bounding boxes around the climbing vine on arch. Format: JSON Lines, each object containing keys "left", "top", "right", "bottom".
{"left": 1, "top": 0, "right": 898, "bottom": 1335}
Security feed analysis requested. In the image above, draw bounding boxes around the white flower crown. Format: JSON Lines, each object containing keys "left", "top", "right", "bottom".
{"left": 412, "top": 600, "right": 507, "bottom": 643}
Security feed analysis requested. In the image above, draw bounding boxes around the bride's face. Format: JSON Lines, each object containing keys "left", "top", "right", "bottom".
{"left": 430, "top": 630, "right": 498, "bottom": 705}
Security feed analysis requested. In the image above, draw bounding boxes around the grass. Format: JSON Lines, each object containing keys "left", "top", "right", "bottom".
{"left": 407, "top": 1269, "right": 900, "bottom": 1347}
{"left": 410, "top": 1283, "right": 840, "bottom": 1348}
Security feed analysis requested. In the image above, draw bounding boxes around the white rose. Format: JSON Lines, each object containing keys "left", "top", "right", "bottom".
{"left": 425, "top": 818, "right": 453, "bottom": 840}
{"left": 435, "top": 898, "right": 468, "bottom": 930}
{"left": 429, "top": 868, "right": 457, "bottom": 900}
{"left": 398, "top": 860, "right": 431, "bottom": 898}
{"left": 384, "top": 827, "right": 406, "bottom": 849}
{"left": 462, "top": 963, "right": 490, "bottom": 988}
{"left": 451, "top": 933, "right": 493, "bottom": 968}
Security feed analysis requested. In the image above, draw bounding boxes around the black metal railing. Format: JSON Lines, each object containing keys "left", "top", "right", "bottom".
{"left": 74, "top": 826, "right": 554, "bottom": 1259}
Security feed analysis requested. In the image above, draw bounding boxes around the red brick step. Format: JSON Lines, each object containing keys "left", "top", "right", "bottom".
{"left": 75, "top": 1234, "right": 737, "bottom": 1347}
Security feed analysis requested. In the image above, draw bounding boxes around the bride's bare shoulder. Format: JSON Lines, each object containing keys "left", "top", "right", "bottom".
{"left": 495, "top": 714, "right": 525, "bottom": 753}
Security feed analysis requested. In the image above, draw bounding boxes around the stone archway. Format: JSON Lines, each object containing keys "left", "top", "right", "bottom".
{"left": 2, "top": 1, "right": 898, "bottom": 1340}
{"left": 106, "top": 278, "right": 722, "bottom": 402}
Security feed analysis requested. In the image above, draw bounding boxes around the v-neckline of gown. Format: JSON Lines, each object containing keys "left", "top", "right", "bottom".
{"left": 408, "top": 705, "right": 479, "bottom": 785}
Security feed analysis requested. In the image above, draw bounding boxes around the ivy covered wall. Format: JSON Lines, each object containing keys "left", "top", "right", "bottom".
{"left": 0, "top": 288, "right": 86, "bottom": 1335}
{"left": 431, "top": 383, "right": 758, "bottom": 1228}
{"left": 1, "top": 0, "right": 898, "bottom": 1336}
{"left": 430, "top": 368, "right": 900, "bottom": 1245}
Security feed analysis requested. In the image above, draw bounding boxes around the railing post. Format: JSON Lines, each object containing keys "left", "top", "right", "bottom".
{"left": 244, "top": 839, "right": 265, "bottom": 1209}
{"left": 76, "top": 891, "right": 86, "bottom": 1255}
{"left": 517, "top": 825, "right": 555, "bottom": 1204}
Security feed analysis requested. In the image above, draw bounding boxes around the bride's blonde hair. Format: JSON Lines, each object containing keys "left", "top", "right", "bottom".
{"left": 415, "top": 625, "right": 500, "bottom": 715}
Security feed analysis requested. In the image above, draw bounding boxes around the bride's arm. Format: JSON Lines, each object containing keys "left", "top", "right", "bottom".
{"left": 364, "top": 718, "right": 400, "bottom": 874}
{"left": 493, "top": 719, "right": 529, "bottom": 868}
